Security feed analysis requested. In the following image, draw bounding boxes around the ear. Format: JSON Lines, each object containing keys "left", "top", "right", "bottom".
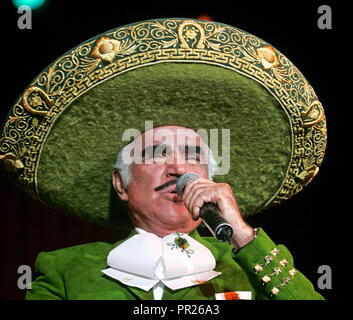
{"left": 112, "top": 169, "right": 128, "bottom": 202}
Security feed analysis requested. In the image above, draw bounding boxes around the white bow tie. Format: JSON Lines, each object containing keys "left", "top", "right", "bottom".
{"left": 102, "top": 230, "right": 221, "bottom": 293}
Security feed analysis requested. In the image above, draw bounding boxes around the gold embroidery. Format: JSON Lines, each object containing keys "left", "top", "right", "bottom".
{"left": 254, "top": 264, "right": 264, "bottom": 273}
{"left": 270, "top": 268, "right": 297, "bottom": 297}
{"left": 91, "top": 36, "right": 137, "bottom": 63}
{"left": 178, "top": 20, "right": 206, "bottom": 49}
{"left": 0, "top": 19, "right": 327, "bottom": 203}
{"left": 262, "top": 275, "right": 271, "bottom": 284}
{"left": 279, "top": 259, "right": 289, "bottom": 268}
{"left": 270, "top": 248, "right": 280, "bottom": 257}
{"left": 256, "top": 46, "right": 280, "bottom": 70}
{"left": 301, "top": 100, "right": 325, "bottom": 128}
{"left": 254, "top": 251, "right": 277, "bottom": 274}
{"left": 261, "top": 261, "right": 289, "bottom": 285}
{"left": 261, "top": 266, "right": 283, "bottom": 285}
{"left": 23, "top": 87, "right": 54, "bottom": 117}
{"left": 289, "top": 269, "right": 297, "bottom": 277}
{"left": 271, "top": 287, "right": 280, "bottom": 295}
{"left": 254, "top": 247, "right": 282, "bottom": 274}
{"left": 0, "top": 152, "right": 24, "bottom": 172}
{"left": 192, "top": 279, "right": 207, "bottom": 285}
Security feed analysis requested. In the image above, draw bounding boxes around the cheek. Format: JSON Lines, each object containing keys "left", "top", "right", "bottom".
{"left": 189, "top": 164, "right": 209, "bottom": 178}
{"left": 127, "top": 165, "right": 163, "bottom": 198}
{"left": 126, "top": 180, "right": 156, "bottom": 214}
{"left": 131, "top": 164, "right": 163, "bottom": 184}
{"left": 201, "top": 164, "right": 209, "bottom": 176}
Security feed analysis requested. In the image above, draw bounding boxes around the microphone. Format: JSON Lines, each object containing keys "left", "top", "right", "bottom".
{"left": 176, "top": 173, "right": 233, "bottom": 242}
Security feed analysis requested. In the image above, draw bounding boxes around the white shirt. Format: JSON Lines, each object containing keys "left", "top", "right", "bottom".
{"left": 102, "top": 228, "right": 221, "bottom": 300}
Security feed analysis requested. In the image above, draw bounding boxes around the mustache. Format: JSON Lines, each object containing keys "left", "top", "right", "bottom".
{"left": 154, "top": 179, "right": 178, "bottom": 192}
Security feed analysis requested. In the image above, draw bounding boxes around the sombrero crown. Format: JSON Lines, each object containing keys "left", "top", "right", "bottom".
{"left": 0, "top": 18, "right": 327, "bottom": 227}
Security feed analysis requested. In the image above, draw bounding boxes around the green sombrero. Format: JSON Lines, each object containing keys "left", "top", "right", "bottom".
{"left": 0, "top": 18, "right": 327, "bottom": 229}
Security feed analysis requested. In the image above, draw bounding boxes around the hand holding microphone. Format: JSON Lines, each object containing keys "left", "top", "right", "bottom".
{"left": 176, "top": 173, "right": 233, "bottom": 242}
{"left": 176, "top": 173, "right": 255, "bottom": 247}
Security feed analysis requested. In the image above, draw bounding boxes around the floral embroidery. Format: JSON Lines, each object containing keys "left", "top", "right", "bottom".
{"left": 167, "top": 233, "right": 194, "bottom": 258}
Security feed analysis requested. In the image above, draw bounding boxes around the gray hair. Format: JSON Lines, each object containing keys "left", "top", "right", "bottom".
{"left": 114, "top": 140, "right": 219, "bottom": 189}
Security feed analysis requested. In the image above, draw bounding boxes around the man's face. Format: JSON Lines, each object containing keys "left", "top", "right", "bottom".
{"left": 120, "top": 126, "right": 209, "bottom": 236}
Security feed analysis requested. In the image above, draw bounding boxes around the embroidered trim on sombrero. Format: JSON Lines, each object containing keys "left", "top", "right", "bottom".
{"left": 0, "top": 18, "right": 327, "bottom": 213}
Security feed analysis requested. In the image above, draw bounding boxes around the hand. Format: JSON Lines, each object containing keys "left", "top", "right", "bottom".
{"left": 182, "top": 177, "right": 255, "bottom": 248}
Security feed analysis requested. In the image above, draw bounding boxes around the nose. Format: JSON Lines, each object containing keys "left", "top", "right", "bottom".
{"left": 165, "top": 162, "right": 189, "bottom": 178}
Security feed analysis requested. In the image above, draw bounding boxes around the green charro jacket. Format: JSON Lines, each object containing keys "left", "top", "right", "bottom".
{"left": 26, "top": 228, "right": 324, "bottom": 300}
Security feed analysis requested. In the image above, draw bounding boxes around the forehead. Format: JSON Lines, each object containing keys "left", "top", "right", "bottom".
{"left": 138, "top": 126, "right": 206, "bottom": 147}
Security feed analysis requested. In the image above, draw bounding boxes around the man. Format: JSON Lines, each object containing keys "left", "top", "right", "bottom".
{"left": 26, "top": 125, "right": 324, "bottom": 300}
{"left": 112, "top": 126, "right": 254, "bottom": 246}
{"left": 0, "top": 17, "right": 326, "bottom": 300}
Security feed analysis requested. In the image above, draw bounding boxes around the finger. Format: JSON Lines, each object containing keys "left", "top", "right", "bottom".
{"left": 185, "top": 185, "right": 210, "bottom": 218}
{"left": 189, "top": 187, "right": 214, "bottom": 220}
{"left": 183, "top": 178, "right": 202, "bottom": 203}
{"left": 183, "top": 177, "right": 214, "bottom": 200}
{"left": 183, "top": 182, "right": 215, "bottom": 216}
{"left": 183, "top": 181, "right": 213, "bottom": 209}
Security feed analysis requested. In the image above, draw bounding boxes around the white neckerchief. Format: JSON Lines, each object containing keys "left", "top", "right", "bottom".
{"left": 102, "top": 228, "right": 221, "bottom": 300}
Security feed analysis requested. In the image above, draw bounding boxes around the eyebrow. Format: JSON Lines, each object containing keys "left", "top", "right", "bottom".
{"left": 182, "top": 145, "right": 204, "bottom": 156}
{"left": 141, "top": 144, "right": 204, "bottom": 158}
{"left": 141, "top": 144, "right": 168, "bottom": 158}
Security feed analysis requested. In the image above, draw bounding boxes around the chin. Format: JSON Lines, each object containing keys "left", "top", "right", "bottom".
{"left": 152, "top": 199, "right": 200, "bottom": 232}
{"left": 163, "top": 209, "right": 200, "bottom": 230}
{"left": 168, "top": 205, "right": 191, "bottom": 218}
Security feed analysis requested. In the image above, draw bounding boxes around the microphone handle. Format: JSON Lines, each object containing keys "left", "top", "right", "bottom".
{"left": 200, "top": 202, "right": 233, "bottom": 242}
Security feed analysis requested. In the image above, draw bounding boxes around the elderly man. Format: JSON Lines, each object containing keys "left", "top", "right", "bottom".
{"left": 26, "top": 125, "right": 324, "bottom": 300}
{"left": 113, "top": 126, "right": 254, "bottom": 245}
{"left": 0, "top": 17, "right": 326, "bottom": 301}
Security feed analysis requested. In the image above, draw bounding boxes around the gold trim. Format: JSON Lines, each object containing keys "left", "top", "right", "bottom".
{"left": 178, "top": 20, "right": 206, "bottom": 49}
{"left": 0, "top": 152, "right": 24, "bottom": 171}
{"left": 270, "top": 268, "right": 297, "bottom": 297}
{"left": 22, "top": 86, "right": 54, "bottom": 117}
{"left": 0, "top": 18, "right": 327, "bottom": 211}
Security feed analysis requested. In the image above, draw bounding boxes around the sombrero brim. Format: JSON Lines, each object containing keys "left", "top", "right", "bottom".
{"left": 0, "top": 18, "right": 327, "bottom": 227}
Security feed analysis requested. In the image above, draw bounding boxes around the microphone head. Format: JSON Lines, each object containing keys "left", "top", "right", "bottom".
{"left": 176, "top": 173, "right": 199, "bottom": 198}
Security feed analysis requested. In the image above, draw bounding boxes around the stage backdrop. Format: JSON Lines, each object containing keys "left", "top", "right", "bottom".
{"left": 0, "top": 0, "right": 343, "bottom": 300}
